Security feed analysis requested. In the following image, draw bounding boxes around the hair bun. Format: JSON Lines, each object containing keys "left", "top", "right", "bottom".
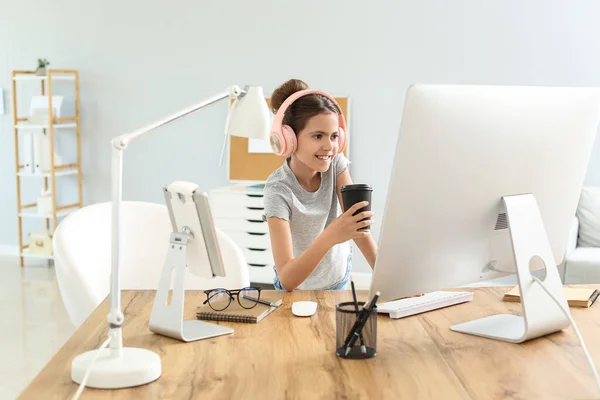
{"left": 271, "top": 79, "right": 309, "bottom": 114}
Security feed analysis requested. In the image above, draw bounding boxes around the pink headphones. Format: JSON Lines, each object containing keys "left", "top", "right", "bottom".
{"left": 270, "top": 89, "right": 348, "bottom": 157}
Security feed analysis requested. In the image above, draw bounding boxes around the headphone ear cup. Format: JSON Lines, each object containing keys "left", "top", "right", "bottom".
{"left": 280, "top": 125, "right": 297, "bottom": 157}
{"left": 270, "top": 132, "right": 284, "bottom": 155}
{"left": 338, "top": 126, "right": 347, "bottom": 154}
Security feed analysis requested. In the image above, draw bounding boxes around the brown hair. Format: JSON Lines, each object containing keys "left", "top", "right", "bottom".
{"left": 271, "top": 79, "right": 341, "bottom": 134}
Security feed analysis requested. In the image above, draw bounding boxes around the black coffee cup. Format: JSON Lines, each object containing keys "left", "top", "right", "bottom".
{"left": 341, "top": 184, "right": 373, "bottom": 230}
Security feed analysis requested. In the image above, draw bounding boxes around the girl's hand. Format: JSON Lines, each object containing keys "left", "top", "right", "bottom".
{"left": 323, "top": 201, "right": 374, "bottom": 246}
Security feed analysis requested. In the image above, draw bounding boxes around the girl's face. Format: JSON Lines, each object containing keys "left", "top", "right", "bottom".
{"left": 294, "top": 112, "right": 340, "bottom": 173}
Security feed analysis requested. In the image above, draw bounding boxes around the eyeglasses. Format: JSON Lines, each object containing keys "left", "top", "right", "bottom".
{"left": 202, "top": 287, "right": 263, "bottom": 311}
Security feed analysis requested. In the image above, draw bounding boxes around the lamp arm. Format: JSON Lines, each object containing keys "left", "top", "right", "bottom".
{"left": 111, "top": 86, "right": 243, "bottom": 150}
{"left": 107, "top": 85, "right": 244, "bottom": 350}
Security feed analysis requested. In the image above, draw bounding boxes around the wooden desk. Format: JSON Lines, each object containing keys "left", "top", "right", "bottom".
{"left": 19, "top": 287, "right": 600, "bottom": 399}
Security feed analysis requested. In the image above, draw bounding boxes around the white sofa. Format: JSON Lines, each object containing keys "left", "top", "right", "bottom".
{"left": 562, "top": 187, "right": 600, "bottom": 284}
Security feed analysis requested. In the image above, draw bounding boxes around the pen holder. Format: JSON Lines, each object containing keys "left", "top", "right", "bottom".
{"left": 335, "top": 301, "right": 377, "bottom": 359}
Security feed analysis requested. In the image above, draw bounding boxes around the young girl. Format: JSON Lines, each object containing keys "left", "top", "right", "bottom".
{"left": 263, "top": 79, "right": 378, "bottom": 291}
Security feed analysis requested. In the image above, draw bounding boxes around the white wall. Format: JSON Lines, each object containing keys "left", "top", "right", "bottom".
{"left": 1, "top": 0, "right": 600, "bottom": 273}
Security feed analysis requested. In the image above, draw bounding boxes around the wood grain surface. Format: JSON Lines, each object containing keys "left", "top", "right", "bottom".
{"left": 18, "top": 287, "right": 600, "bottom": 399}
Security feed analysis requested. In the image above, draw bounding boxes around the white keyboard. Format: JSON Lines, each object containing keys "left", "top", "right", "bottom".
{"left": 377, "top": 291, "right": 473, "bottom": 319}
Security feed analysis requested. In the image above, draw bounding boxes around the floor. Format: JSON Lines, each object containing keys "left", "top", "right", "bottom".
{"left": 0, "top": 256, "right": 75, "bottom": 400}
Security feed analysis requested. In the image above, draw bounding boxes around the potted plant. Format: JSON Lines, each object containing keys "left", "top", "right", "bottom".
{"left": 36, "top": 58, "right": 50, "bottom": 76}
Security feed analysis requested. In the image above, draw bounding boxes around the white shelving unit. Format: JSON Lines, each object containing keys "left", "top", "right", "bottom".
{"left": 12, "top": 69, "right": 82, "bottom": 266}
{"left": 16, "top": 122, "right": 78, "bottom": 130}
{"left": 20, "top": 248, "right": 55, "bottom": 260}
{"left": 13, "top": 74, "right": 75, "bottom": 81}
{"left": 18, "top": 206, "right": 79, "bottom": 219}
{"left": 17, "top": 167, "right": 78, "bottom": 177}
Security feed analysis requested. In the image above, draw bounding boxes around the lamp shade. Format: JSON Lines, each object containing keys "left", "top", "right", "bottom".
{"left": 226, "top": 86, "right": 272, "bottom": 140}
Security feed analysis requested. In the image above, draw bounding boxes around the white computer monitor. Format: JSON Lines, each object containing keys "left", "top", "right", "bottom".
{"left": 369, "top": 84, "right": 600, "bottom": 343}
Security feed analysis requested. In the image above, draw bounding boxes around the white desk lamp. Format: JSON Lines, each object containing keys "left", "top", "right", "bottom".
{"left": 70, "top": 85, "right": 271, "bottom": 390}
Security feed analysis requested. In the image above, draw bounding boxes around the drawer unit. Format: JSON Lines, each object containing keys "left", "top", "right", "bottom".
{"left": 224, "top": 231, "right": 271, "bottom": 250}
{"left": 212, "top": 205, "right": 265, "bottom": 221}
{"left": 215, "top": 219, "right": 269, "bottom": 234}
{"left": 211, "top": 192, "right": 265, "bottom": 209}
{"left": 248, "top": 265, "right": 276, "bottom": 286}
{"left": 210, "top": 184, "right": 275, "bottom": 285}
{"left": 211, "top": 186, "right": 266, "bottom": 220}
{"left": 242, "top": 246, "right": 274, "bottom": 265}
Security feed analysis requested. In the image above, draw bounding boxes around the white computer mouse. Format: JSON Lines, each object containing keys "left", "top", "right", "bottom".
{"left": 291, "top": 301, "right": 318, "bottom": 317}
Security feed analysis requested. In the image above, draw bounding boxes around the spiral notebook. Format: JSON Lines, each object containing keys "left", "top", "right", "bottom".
{"left": 196, "top": 294, "right": 283, "bottom": 323}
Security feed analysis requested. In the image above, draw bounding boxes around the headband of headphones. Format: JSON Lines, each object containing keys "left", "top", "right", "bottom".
{"left": 270, "top": 89, "right": 348, "bottom": 156}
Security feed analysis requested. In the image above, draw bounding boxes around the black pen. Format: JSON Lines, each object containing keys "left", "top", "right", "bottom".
{"left": 350, "top": 279, "right": 367, "bottom": 356}
{"left": 343, "top": 291, "right": 380, "bottom": 356}
{"left": 342, "top": 294, "right": 374, "bottom": 350}
{"left": 242, "top": 295, "right": 279, "bottom": 308}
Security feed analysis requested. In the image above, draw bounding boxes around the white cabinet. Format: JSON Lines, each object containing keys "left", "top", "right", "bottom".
{"left": 210, "top": 184, "right": 275, "bottom": 285}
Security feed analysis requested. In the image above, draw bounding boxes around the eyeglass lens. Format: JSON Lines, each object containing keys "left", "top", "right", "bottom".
{"left": 207, "top": 287, "right": 261, "bottom": 310}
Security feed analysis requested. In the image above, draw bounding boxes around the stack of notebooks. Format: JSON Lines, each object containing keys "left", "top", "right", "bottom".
{"left": 196, "top": 293, "right": 283, "bottom": 323}
{"left": 503, "top": 286, "right": 600, "bottom": 308}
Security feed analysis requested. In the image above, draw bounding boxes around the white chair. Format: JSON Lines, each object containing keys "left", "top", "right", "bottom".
{"left": 53, "top": 201, "right": 249, "bottom": 328}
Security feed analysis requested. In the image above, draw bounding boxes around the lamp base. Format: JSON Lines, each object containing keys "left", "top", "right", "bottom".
{"left": 71, "top": 347, "right": 161, "bottom": 389}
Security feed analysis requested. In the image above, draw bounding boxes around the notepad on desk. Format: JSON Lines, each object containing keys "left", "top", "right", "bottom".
{"left": 503, "top": 286, "right": 600, "bottom": 308}
{"left": 196, "top": 294, "right": 283, "bottom": 323}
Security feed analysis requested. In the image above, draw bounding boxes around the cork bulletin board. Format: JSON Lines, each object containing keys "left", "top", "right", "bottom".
{"left": 228, "top": 96, "right": 350, "bottom": 182}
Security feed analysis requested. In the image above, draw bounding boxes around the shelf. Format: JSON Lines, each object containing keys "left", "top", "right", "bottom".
{"left": 21, "top": 249, "right": 54, "bottom": 260}
{"left": 12, "top": 68, "right": 81, "bottom": 268}
{"left": 16, "top": 122, "right": 77, "bottom": 130}
{"left": 13, "top": 75, "right": 75, "bottom": 81}
{"left": 19, "top": 206, "right": 78, "bottom": 219}
{"left": 18, "top": 167, "right": 78, "bottom": 177}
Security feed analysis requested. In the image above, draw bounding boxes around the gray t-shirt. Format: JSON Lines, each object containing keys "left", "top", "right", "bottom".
{"left": 262, "top": 154, "right": 351, "bottom": 290}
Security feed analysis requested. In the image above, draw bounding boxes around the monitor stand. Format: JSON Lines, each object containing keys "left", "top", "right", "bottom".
{"left": 450, "top": 193, "right": 571, "bottom": 343}
{"left": 149, "top": 230, "right": 233, "bottom": 342}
